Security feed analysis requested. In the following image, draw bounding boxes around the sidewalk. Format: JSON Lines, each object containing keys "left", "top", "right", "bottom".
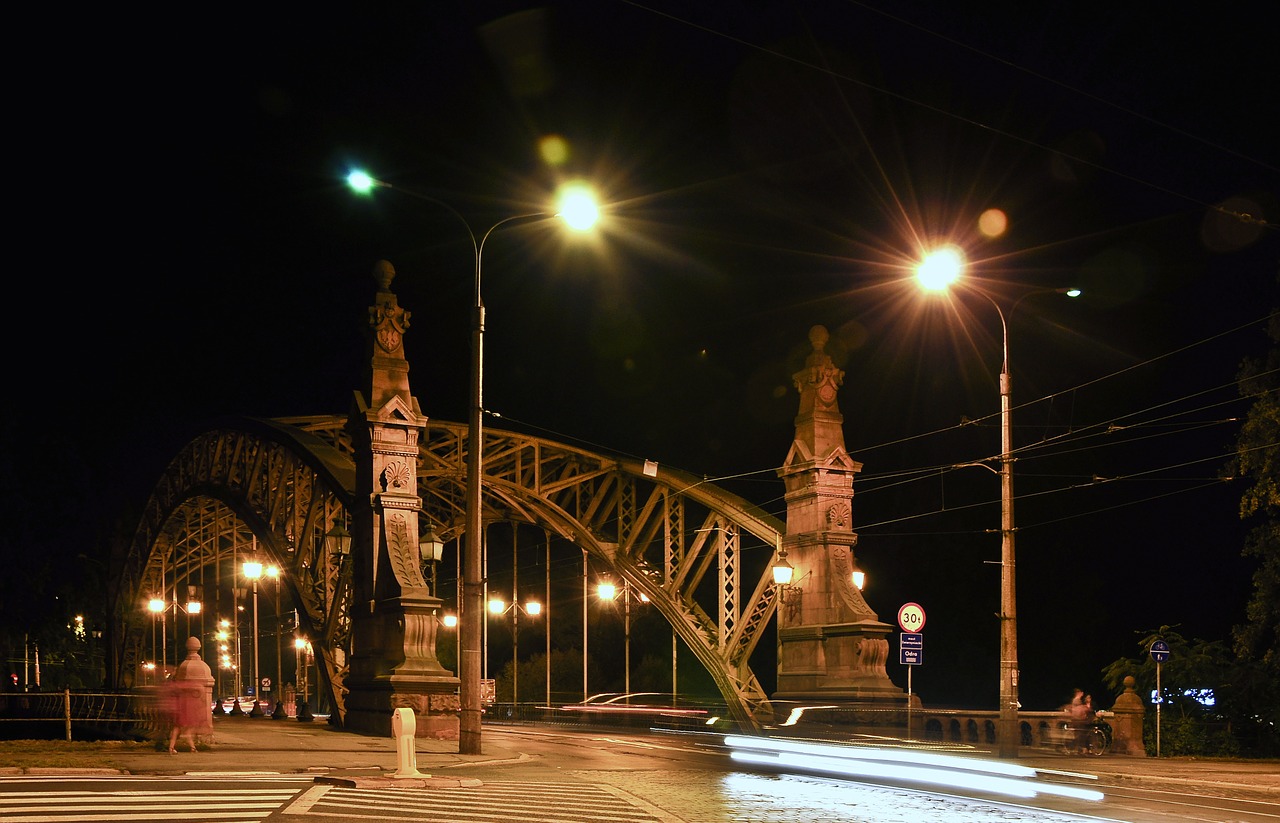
{"left": 4, "top": 713, "right": 1278, "bottom": 797}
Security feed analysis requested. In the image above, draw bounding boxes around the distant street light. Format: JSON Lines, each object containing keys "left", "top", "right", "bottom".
{"left": 915, "top": 248, "right": 1079, "bottom": 758}
{"left": 347, "top": 170, "right": 601, "bottom": 753}
{"left": 597, "top": 578, "right": 647, "bottom": 695}
{"left": 265, "top": 564, "right": 283, "bottom": 717}
{"left": 147, "top": 597, "right": 166, "bottom": 678}
{"left": 242, "top": 560, "right": 264, "bottom": 717}
{"left": 488, "top": 596, "right": 541, "bottom": 704}
{"left": 294, "top": 635, "right": 314, "bottom": 722}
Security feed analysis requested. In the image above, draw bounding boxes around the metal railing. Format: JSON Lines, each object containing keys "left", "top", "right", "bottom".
{"left": 0, "top": 690, "right": 149, "bottom": 742}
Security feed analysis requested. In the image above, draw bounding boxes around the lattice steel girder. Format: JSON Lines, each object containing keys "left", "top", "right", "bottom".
{"left": 124, "top": 415, "right": 786, "bottom": 731}
{"left": 118, "top": 419, "right": 356, "bottom": 716}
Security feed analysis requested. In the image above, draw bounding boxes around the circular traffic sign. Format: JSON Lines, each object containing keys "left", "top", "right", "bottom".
{"left": 1150, "top": 639, "right": 1171, "bottom": 663}
{"left": 898, "top": 602, "right": 926, "bottom": 633}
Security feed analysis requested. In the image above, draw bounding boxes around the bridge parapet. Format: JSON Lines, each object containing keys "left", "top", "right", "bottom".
{"left": 765, "top": 702, "right": 1138, "bottom": 754}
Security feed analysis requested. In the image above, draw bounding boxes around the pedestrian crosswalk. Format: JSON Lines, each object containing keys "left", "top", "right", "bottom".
{"left": 0, "top": 782, "right": 305, "bottom": 822}
{"left": 288, "top": 781, "right": 672, "bottom": 822}
{"left": 0, "top": 779, "right": 671, "bottom": 823}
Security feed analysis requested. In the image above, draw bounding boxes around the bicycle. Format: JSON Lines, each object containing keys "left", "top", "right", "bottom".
{"left": 1046, "top": 720, "right": 1112, "bottom": 756}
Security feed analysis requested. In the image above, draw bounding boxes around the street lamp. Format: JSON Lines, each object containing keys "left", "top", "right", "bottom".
{"left": 419, "top": 525, "right": 445, "bottom": 596}
{"left": 597, "top": 578, "right": 648, "bottom": 695}
{"left": 347, "top": 170, "right": 601, "bottom": 753}
{"left": 487, "top": 596, "right": 541, "bottom": 704}
{"left": 294, "top": 636, "right": 314, "bottom": 721}
{"left": 147, "top": 597, "right": 166, "bottom": 679}
{"left": 915, "top": 247, "right": 1080, "bottom": 758}
{"left": 264, "top": 564, "right": 284, "bottom": 718}
{"left": 215, "top": 621, "right": 230, "bottom": 704}
{"left": 242, "top": 559, "right": 264, "bottom": 717}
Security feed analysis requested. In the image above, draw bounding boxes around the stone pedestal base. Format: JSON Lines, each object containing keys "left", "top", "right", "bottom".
{"left": 775, "top": 620, "right": 905, "bottom": 702}
{"left": 344, "top": 680, "right": 461, "bottom": 739}
{"left": 773, "top": 620, "right": 907, "bottom": 734}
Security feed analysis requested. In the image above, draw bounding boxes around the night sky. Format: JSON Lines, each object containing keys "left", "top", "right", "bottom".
{"left": 10, "top": 2, "right": 1277, "bottom": 710}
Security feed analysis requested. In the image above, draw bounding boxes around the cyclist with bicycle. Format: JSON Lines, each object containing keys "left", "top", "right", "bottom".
{"left": 1068, "top": 692, "right": 1097, "bottom": 754}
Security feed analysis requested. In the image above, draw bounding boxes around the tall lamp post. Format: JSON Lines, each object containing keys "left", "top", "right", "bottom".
{"left": 597, "top": 578, "right": 647, "bottom": 695}
{"left": 147, "top": 597, "right": 166, "bottom": 679}
{"left": 916, "top": 247, "right": 1079, "bottom": 758}
{"left": 488, "top": 596, "right": 541, "bottom": 704}
{"left": 242, "top": 560, "right": 264, "bottom": 717}
{"left": 347, "top": 170, "right": 600, "bottom": 753}
{"left": 265, "top": 565, "right": 283, "bottom": 717}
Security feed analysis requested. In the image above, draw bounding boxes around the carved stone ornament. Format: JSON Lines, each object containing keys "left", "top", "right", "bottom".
{"left": 381, "top": 461, "right": 413, "bottom": 492}
{"left": 371, "top": 302, "right": 411, "bottom": 355}
{"left": 826, "top": 502, "right": 850, "bottom": 528}
{"left": 386, "top": 511, "right": 428, "bottom": 588}
{"left": 793, "top": 325, "right": 845, "bottom": 408}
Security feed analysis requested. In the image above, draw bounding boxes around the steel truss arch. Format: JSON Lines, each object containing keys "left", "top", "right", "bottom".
{"left": 117, "top": 418, "right": 357, "bottom": 716}
{"left": 120, "top": 415, "right": 783, "bottom": 729}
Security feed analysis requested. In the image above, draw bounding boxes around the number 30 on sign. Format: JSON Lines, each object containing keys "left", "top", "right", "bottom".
{"left": 898, "top": 602, "right": 926, "bottom": 633}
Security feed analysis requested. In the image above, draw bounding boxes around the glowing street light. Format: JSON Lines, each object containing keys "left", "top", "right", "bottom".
{"left": 347, "top": 170, "right": 601, "bottom": 753}
{"left": 487, "top": 596, "right": 541, "bottom": 704}
{"left": 242, "top": 559, "right": 264, "bottom": 717}
{"left": 597, "top": 578, "right": 647, "bottom": 695}
{"left": 147, "top": 597, "right": 167, "bottom": 678}
{"left": 915, "top": 247, "right": 1079, "bottom": 758}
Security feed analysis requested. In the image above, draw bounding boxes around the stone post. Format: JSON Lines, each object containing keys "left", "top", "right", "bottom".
{"left": 1107, "top": 675, "right": 1147, "bottom": 756}
{"left": 174, "top": 637, "right": 215, "bottom": 739}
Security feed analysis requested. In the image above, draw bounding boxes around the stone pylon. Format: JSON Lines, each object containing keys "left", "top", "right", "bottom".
{"left": 774, "top": 326, "right": 904, "bottom": 704}
{"left": 343, "top": 260, "right": 460, "bottom": 739}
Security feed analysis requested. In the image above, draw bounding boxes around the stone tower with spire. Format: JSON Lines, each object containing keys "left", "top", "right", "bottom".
{"left": 343, "top": 260, "right": 460, "bottom": 739}
{"left": 774, "top": 325, "right": 903, "bottom": 704}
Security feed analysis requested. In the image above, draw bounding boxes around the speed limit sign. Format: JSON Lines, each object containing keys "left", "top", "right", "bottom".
{"left": 898, "top": 602, "right": 926, "bottom": 633}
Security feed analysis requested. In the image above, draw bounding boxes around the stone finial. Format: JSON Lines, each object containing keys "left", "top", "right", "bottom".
{"left": 373, "top": 259, "right": 397, "bottom": 292}
{"left": 185, "top": 636, "right": 201, "bottom": 656}
{"left": 793, "top": 324, "right": 844, "bottom": 411}
{"left": 809, "top": 324, "right": 829, "bottom": 352}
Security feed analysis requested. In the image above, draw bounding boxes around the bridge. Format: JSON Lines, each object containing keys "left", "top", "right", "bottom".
{"left": 108, "top": 261, "right": 904, "bottom": 740}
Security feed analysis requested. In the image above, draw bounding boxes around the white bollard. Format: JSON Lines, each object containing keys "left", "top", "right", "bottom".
{"left": 391, "top": 707, "right": 428, "bottom": 778}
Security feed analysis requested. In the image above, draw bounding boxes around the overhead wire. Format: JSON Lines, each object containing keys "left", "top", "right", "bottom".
{"left": 619, "top": 0, "right": 1276, "bottom": 231}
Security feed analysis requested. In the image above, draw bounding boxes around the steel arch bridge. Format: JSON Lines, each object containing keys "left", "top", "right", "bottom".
{"left": 116, "top": 414, "right": 784, "bottom": 729}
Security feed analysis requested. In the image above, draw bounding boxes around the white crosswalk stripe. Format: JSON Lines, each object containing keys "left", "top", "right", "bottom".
{"left": 0, "top": 785, "right": 302, "bottom": 822}
{"left": 288, "top": 781, "right": 673, "bottom": 822}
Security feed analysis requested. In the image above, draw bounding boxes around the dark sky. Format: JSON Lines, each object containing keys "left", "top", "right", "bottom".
{"left": 11, "top": 2, "right": 1278, "bottom": 708}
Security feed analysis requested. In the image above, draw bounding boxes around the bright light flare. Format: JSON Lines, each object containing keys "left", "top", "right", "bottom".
{"left": 147, "top": 598, "right": 165, "bottom": 614}
{"left": 442, "top": 613, "right": 458, "bottom": 628}
{"left": 597, "top": 581, "right": 618, "bottom": 601}
{"left": 243, "top": 561, "right": 263, "bottom": 580}
{"left": 978, "top": 208, "right": 1008, "bottom": 238}
{"left": 538, "top": 134, "right": 570, "bottom": 166}
{"left": 346, "top": 170, "right": 377, "bottom": 193}
{"left": 556, "top": 181, "right": 599, "bottom": 231}
{"left": 488, "top": 598, "right": 506, "bottom": 614}
{"left": 723, "top": 735, "right": 1103, "bottom": 802}
{"left": 524, "top": 601, "right": 542, "bottom": 616}
{"left": 915, "top": 246, "right": 966, "bottom": 291}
